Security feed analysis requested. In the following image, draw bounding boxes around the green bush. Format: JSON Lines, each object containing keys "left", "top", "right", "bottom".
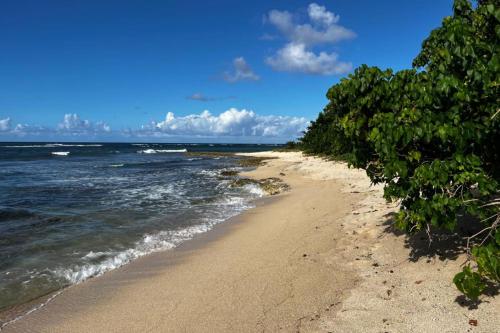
{"left": 300, "top": 0, "right": 499, "bottom": 300}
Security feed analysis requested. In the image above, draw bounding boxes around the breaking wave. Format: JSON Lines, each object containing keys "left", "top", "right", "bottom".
{"left": 137, "top": 149, "right": 188, "bottom": 154}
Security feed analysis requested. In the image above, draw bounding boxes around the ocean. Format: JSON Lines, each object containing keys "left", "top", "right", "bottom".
{"left": 0, "top": 142, "right": 277, "bottom": 311}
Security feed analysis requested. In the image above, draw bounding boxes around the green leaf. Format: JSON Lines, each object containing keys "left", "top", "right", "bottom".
{"left": 453, "top": 266, "right": 486, "bottom": 300}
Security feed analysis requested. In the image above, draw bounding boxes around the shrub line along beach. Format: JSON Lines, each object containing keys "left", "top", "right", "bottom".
{"left": 3, "top": 152, "right": 499, "bottom": 332}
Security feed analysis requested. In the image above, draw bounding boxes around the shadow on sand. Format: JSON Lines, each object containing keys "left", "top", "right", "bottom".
{"left": 381, "top": 212, "right": 499, "bottom": 309}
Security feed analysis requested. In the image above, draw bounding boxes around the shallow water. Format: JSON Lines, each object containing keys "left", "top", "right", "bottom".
{"left": 0, "top": 142, "right": 275, "bottom": 310}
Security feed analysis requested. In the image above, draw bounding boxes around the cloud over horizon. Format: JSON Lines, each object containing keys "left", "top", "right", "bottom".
{"left": 140, "top": 108, "right": 308, "bottom": 139}
{"left": 0, "top": 114, "right": 111, "bottom": 138}
{"left": 0, "top": 109, "right": 308, "bottom": 142}
{"left": 58, "top": 114, "right": 111, "bottom": 134}
{"left": 265, "top": 3, "right": 355, "bottom": 75}
{"left": 0, "top": 117, "right": 11, "bottom": 131}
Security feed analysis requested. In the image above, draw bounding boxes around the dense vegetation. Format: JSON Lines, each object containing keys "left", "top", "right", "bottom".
{"left": 300, "top": 0, "right": 499, "bottom": 299}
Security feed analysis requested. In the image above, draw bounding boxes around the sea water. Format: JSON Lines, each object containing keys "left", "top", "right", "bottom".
{"left": 0, "top": 142, "right": 275, "bottom": 311}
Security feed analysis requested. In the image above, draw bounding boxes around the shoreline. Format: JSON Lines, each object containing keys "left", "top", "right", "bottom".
{"left": 0, "top": 153, "right": 274, "bottom": 327}
{"left": 2, "top": 152, "right": 499, "bottom": 332}
{"left": 0, "top": 196, "right": 277, "bottom": 329}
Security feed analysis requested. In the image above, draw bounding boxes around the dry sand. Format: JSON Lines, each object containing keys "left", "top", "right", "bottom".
{"left": 2, "top": 152, "right": 499, "bottom": 332}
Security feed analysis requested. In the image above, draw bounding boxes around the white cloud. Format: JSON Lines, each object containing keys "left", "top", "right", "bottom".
{"left": 0, "top": 110, "right": 307, "bottom": 142}
{"left": 58, "top": 114, "right": 111, "bottom": 133}
{"left": 143, "top": 108, "right": 308, "bottom": 139}
{"left": 308, "top": 3, "right": 339, "bottom": 26}
{"left": 265, "top": 3, "right": 355, "bottom": 75}
{"left": 0, "top": 117, "right": 11, "bottom": 131}
{"left": 266, "top": 42, "right": 352, "bottom": 75}
{"left": 0, "top": 114, "right": 111, "bottom": 138}
{"left": 224, "top": 57, "right": 260, "bottom": 82}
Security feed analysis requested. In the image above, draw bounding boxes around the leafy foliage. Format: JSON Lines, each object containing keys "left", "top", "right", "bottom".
{"left": 300, "top": 0, "right": 499, "bottom": 299}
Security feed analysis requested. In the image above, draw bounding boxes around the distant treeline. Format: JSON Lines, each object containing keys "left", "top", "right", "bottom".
{"left": 299, "top": 0, "right": 499, "bottom": 299}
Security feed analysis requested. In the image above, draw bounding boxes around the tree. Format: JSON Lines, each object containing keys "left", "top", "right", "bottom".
{"left": 300, "top": 0, "right": 499, "bottom": 299}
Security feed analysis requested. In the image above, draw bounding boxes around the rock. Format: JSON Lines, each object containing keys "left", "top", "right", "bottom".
{"left": 220, "top": 170, "right": 239, "bottom": 177}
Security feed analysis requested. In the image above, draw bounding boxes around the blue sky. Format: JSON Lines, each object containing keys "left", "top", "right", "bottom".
{"left": 0, "top": 0, "right": 453, "bottom": 142}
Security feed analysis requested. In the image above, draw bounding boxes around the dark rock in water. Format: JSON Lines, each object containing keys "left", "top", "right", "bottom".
{"left": 259, "top": 177, "right": 290, "bottom": 195}
{"left": 229, "top": 177, "right": 290, "bottom": 195}
{"left": 220, "top": 170, "right": 239, "bottom": 177}
{"left": 230, "top": 178, "right": 259, "bottom": 187}
{"left": 237, "top": 156, "right": 275, "bottom": 168}
{"left": 185, "top": 151, "right": 234, "bottom": 158}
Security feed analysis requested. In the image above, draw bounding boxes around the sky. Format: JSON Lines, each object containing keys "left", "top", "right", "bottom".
{"left": 0, "top": 0, "right": 454, "bottom": 143}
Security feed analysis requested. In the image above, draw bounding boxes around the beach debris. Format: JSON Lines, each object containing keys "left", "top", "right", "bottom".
{"left": 279, "top": 172, "right": 286, "bottom": 176}
{"left": 415, "top": 280, "right": 423, "bottom": 284}
{"left": 468, "top": 319, "right": 478, "bottom": 326}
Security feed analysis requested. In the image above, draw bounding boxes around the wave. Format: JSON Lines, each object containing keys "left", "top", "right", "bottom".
{"left": 4, "top": 144, "right": 102, "bottom": 148}
{"left": 242, "top": 184, "right": 266, "bottom": 197}
{"left": 51, "top": 152, "right": 70, "bottom": 156}
{"left": 53, "top": 222, "right": 221, "bottom": 284}
{"left": 52, "top": 189, "right": 261, "bottom": 285}
{"left": 109, "top": 164, "right": 124, "bottom": 168}
{"left": 137, "top": 149, "right": 187, "bottom": 154}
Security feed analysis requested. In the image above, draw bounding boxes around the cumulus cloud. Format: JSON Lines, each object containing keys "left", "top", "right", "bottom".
{"left": 223, "top": 57, "right": 260, "bottom": 83}
{"left": 0, "top": 110, "right": 306, "bottom": 142}
{"left": 58, "top": 114, "right": 111, "bottom": 133}
{"left": 142, "top": 108, "right": 308, "bottom": 139}
{"left": 265, "top": 3, "right": 355, "bottom": 75}
{"left": 0, "top": 114, "right": 111, "bottom": 139}
{"left": 266, "top": 42, "right": 351, "bottom": 75}
{"left": 0, "top": 117, "right": 11, "bottom": 131}
{"left": 308, "top": 3, "right": 339, "bottom": 27}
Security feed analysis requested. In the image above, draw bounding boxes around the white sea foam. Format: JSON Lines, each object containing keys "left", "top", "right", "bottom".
{"left": 243, "top": 184, "right": 265, "bottom": 197}
{"left": 53, "top": 223, "right": 218, "bottom": 284}
{"left": 145, "top": 184, "right": 176, "bottom": 200}
{"left": 0, "top": 289, "right": 64, "bottom": 329}
{"left": 109, "top": 164, "right": 124, "bottom": 168}
{"left": 51, "top": 151, "right": 70, "bottom": 156}
{"left": 137, "top": 149, "right": 187, "bottom": 154}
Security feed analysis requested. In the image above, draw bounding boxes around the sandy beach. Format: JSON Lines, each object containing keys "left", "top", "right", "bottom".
{"left": 2, "top": 152, "right": 499, "bottom": 332}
